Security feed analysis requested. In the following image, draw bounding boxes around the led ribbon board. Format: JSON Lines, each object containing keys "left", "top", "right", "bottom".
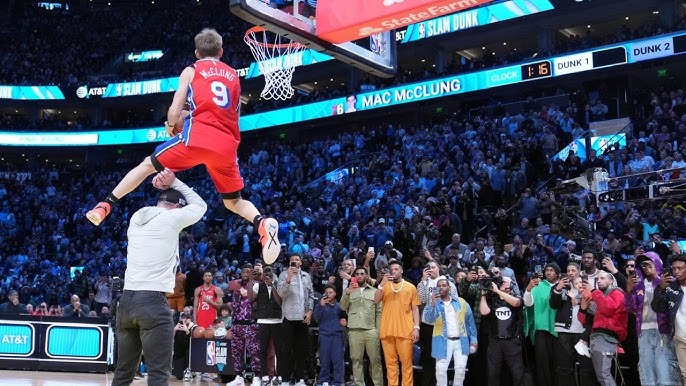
{"left": 1, "top": 32, "right": 685, "bottom": 144}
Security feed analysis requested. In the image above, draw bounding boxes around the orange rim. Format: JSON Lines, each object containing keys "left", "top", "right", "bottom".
{"left": 244, "top": 26, "right": 305, "bottom": 49}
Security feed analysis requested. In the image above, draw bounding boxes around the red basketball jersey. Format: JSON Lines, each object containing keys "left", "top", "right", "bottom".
{"left": 185, "top": 58, "right": 241, "bottom": 150}
{"left": 196, "top": 284, "right": 218, "bottom": 328}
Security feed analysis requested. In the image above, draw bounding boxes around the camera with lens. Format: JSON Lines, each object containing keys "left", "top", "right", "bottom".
{"left": 479, "top": 272, "right": 503, "bottom": 291}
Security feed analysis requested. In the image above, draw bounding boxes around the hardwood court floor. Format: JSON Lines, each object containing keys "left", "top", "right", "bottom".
{"left": 0, "top": 370, "right": 228, "bottom": 385}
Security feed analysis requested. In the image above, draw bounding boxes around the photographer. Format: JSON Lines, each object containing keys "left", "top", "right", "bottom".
{"left": 172, "top": 312, "right": 195, "bottom": 381}
{"left": 479, "top": 276, "right": 524, "bottom": 386}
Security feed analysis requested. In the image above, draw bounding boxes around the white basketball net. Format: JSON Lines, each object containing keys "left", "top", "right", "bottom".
{"left": 244, "top": 28, "right": 306, "bottom": 101}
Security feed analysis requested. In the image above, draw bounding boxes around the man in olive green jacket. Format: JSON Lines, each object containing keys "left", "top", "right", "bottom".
{"left": 340, "top": 266, "right": 384, "bottom": 386}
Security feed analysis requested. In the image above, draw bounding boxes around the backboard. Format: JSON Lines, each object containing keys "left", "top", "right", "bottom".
{"left": 229, "top": 0, "right": 397, "bottom": 77}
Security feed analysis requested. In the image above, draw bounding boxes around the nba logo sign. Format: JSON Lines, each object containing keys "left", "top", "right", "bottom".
{"left": 206, "top": 341, "right": 216, "bottom": 366}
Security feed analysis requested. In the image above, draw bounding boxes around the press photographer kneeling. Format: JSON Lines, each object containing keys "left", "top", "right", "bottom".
{"left": 479, "top": 272, "right": 525, "bottom": 386}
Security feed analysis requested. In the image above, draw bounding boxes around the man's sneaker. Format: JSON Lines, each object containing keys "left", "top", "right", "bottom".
{"left": 258, "top": 217, "right": 280, "bottom": 264}
{"left": 251, "top": 375, "right": 262, "bottom": 386}
{"left": 261, "top": 376, "right": 270, "bottom": 385}
{"left": 86, "top": 201, "right": 111, "bottom": 226}
{"left": 271, "top": 376, "right": 283, "bottom": 386}
{"left": 227, "top": 375, "right": 246, "bottom": 386}
{"left": 183, "top": 368, "right": 192, "bottom": 381}
{"left": 294, "top": 379, "right": 307, "bottom": 386}
{"left": 134, "top": 371, "right": 146, "bottom": 380}
{"left": 575, "top": 341, "right": 591, "bottom": 358}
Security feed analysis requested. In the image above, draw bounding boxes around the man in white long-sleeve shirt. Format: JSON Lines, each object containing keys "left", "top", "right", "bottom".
{"left": 112, "top": 169, "right": 207, "bottom": 386}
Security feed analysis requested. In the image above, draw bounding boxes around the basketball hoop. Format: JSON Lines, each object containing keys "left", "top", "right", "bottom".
{"left": 244, "top": 26, "right": 306, "bottom": 101}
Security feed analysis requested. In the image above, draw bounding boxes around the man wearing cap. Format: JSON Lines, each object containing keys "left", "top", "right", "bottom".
{"left": 0, "top": 290, "right": 27, "bottom": 315}
{"left": 523, "top": 262, "right": 560, "bottom": 386}
{"left": 375, "top": 241, "right": 403, "bottom": 273}
{"left": 626, "top": 251, "right": 681, "bottom": 386}
{"left": 374, "top": 218, "right": 393, "bottom": 252}
{"left": 652, "top": 253, "right": 686, "bottom": 384}
{"left": 112, "top": 169, "right": 207, "bottom": 386}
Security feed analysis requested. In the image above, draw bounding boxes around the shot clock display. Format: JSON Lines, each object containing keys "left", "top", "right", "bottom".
{"left": 521, "top": 61, "right": 552, "bottom": 80}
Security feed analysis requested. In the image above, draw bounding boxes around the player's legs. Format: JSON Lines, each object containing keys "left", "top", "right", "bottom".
{"left": 86, "top": 156, "right": 157, "bottom": 226}
{"left": 86, "top": 137, "right": 199, "bottom": 226}
{"left": 206, "top": 150, "right": 281, "bottom": 264}
{"left": 112, "top": 156, "right": 157, "bottom": 198}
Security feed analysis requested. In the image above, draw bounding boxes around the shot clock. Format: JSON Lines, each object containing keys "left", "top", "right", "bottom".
{"left": 521, "top": 60, "right": 552, "bottom": 80}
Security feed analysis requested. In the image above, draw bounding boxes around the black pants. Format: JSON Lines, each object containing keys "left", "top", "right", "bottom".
{"left": 259, "top": 323, "right": 283, "bottom": 377}
{"left": 281, "top": 319, "right": 310, "bottom": 381}
{"left": 534, "top": 330, "right": 557, "bottom": 386}
{"left": 112, "top": 290, "right": 173, "bottom": 386}
{"left": 419, "top": 322, "right": 435, "bottom": 386}
{"left": 555, "top": 332, "right": 598, "bottom": 386}
{"left": 487, "top": 336, "right": 525, "bottom": 386}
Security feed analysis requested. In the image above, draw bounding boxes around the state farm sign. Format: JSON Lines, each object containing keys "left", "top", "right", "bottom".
{"left": 316, "top": 0, "right": 494, "bottom": 43}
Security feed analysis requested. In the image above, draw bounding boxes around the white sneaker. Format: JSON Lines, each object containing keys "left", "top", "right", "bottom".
{"left": 295, "top": 379, "right": 307, "bottom": 386}
{"left": 322, "top": 382, "right": 330, "bottom": 386}
{"left": 252, "top": 375, "right": 262, "bottom": 386}
{"left": 183, "top": 368, "right": 192, "bottom": 381}
{"left": 575, "top": 341, "right": 591, "bottom": 358}
{"left": 227, "top": 375, "right": 246, "bottom": 386}
{"left": 261, "top": 376, "right": 270, "bottom": 385}
{"left": 258, "top": 217, "right": 280, "bottom": 264}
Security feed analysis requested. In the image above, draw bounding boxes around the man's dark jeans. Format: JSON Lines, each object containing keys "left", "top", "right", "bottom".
{"left": 112, "top": 290, "right": 173, "bottom": 386}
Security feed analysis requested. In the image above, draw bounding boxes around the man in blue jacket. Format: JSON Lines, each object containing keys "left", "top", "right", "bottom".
{"left": 423, "top": 278, "right": 478, "bottom": 386}
{"left": 314, "top": 285, "right": 347, "bottom": 386}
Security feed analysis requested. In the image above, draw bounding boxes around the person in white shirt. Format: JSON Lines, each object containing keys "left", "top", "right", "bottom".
{"left": 111, "top": 169, "right": 207, "bottom": 386}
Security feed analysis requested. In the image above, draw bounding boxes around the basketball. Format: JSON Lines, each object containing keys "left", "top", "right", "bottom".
{"left": 192, "top": 326, "right": 206, "bottom": 338}
{"left": 203, "top": 328, "right": 216, "bottom": 339}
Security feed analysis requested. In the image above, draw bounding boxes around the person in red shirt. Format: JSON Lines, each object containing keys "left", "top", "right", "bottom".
{"left": 86, "top": 28, "right": 280, "bottom": 264}
{"left": 578, "top": 270, "right": 627, "bottom": 386}
{"left": 194, "top": 271, "right": 223, "bottom": 328}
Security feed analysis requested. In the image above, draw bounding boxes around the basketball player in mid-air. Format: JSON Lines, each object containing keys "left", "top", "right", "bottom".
{"left": 86, "top": 28, "right": 281, "bottom": 264}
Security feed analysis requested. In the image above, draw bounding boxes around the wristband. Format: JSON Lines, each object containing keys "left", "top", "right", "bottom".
{"left": 164, "top": 120, "right": 174, "bottom": 127}
{"left": 413, "top": 325, "right": 420, "bottom": 330}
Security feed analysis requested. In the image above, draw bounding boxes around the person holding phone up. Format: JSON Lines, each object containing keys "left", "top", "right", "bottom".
{"left": 314, "top": 285, "right": 347, "bottom": 386}
{"left": 652, "top": 253, "right": 686, "bottom": 384}
{"left": 417, "top": 261, "right": 457, "bottom": 386}
{"left": 627, "top": 252, "right": 681, "bottom": 386}
{"left": 277, "top": 254, "right": 314, "bottom": 384}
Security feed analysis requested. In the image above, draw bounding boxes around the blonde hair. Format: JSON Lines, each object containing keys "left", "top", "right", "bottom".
{"left": 195, "top": 28, "right": 222, "bottom": 58}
